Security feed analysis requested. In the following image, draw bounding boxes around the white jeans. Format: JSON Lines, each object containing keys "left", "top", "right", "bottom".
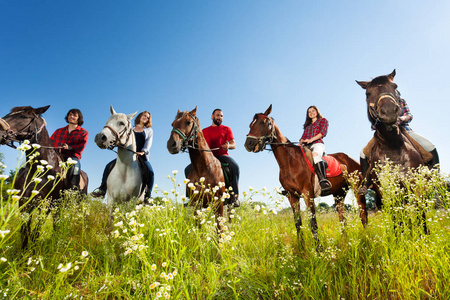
{"left": 310, "top": 143, "right": 326, "bottom": 164}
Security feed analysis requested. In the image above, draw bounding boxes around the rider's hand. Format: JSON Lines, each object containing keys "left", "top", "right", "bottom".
{"left": 221, "top": 142, "right": 229, "bottom": 150}
{"left": 399, "top": 116, "right": 408, "bottom": 122}
{"left": 136, "top": 151, "right": 144, "bottom": 156}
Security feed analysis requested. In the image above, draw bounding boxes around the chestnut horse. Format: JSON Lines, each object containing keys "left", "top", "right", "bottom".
{"left": 244, "top": 105, "right": 367, "bottom": 247}
{"left": 167, "top": 107, "right": 226, "bottom": 231}
{"left": 0, "top": 105, "right": 88, "bottom": 248}
{"left": 356, "top": 70, "right": 428, "bottom": 232}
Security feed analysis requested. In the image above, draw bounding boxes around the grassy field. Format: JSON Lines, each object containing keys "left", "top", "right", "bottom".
{"left": 1, "top": 162, "right": 449, "bottom": 299}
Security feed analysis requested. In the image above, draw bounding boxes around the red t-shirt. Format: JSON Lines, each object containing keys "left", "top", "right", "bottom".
{"left": 202, "top": 125, "right": 234, "bottom": 156}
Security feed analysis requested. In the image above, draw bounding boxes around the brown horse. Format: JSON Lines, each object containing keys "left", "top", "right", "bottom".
{"left": 167, "top": 107, "right": 226, "bottom": 231}
{"left": 0, "top": 105, "right": 88, "bottom": 248}
{"left": 356, "top": 69, "right": 428, "bottom": 232}
{"left": 244, "top": 105, "right": 367, "bottom": 248}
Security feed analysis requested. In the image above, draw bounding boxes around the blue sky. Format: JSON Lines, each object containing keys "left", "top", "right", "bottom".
{"left": 1, "top": 1, "right": 449, "bottom": 206}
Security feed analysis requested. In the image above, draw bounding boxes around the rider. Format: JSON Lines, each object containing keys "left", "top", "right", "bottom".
{"left": 184, "top": 108, "right": 240, "bottom": 207}
{"left": 50, "top": 108, "right": 89, "bottom": 190}
{"left": 299, "top": 105, "right": 332, "bottom": 194}
{"left": 91, "top": 111, "right": 155, "bottom": 201}
{"left": 360, "top": 90, "right": 440, "bottom": 191}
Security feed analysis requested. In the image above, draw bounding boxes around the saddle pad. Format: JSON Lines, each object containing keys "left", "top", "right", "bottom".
{"left": 300, "top": 147, "right": 343, "bottom": 178}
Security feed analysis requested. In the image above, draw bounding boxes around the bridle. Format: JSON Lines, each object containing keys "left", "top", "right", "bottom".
{"left": 103, "top": 118, "right": 133, "bottom": 150}
{"left": 171, "top": 113, "right": 203, "bottom": 152}
{"left": 0, "top": 111, "right": 46, "bottom": 149}
{"left": 246, "top": 114, "right": 278, "bottom": 151}
{"left": 368, "top": 92, "right": 401, "bottom": 126}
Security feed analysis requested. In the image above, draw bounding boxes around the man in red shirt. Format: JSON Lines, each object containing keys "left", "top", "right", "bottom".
{"left": 185, "top": 109, "right": 240, "bottom": 207}
{"left": 50, "top": 108, "right": 88, "bottom": 189}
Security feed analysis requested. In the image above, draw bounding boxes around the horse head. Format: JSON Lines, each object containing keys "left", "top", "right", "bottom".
{"left": 0, "top": 105, "right": 49, "bottom": 146}
{"left": 356, "top": 69, "right": 401, "bottom": 131}
{"left": 167, "top": 107, "right": 201, "bottom": 154}
{"left": 94, "top": 106, "right": 137, "bottom": 149}
{"left": 244, "top": 104, "right": 276, "bottom": 152}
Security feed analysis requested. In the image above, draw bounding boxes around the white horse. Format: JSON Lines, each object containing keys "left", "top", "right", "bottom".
{"left": 94, "top": 106, "right": 144, "bottom": 205}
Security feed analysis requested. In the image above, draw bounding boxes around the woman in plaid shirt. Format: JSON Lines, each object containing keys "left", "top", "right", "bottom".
{"left": 299, "top": 105, "right": 331, "bottom": 194}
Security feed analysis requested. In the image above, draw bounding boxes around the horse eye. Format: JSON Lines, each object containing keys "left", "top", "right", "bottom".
{"left": 118, "top": 121, "right": 125, "bottom": 126}
{"left": 366, "top": 92, "right": 371, "bottom": 98}
{"left": 186, "top": 121, "right": 191, "bottom": 126}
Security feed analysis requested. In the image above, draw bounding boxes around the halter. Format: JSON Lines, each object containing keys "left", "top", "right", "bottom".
{"left": 246, "top": 114, "right": 278, "bottom": 151}
{"left": 368, "top": 92, "right": 401, "bottom": 126}
{"left": 171, "top": 113, "right": 201, "bottom": 152}
{"left": 0, "top": 111, "right": 46, "bottom": 148}
{"left": 103, "top": 119, "right": 133, "bottom": 150}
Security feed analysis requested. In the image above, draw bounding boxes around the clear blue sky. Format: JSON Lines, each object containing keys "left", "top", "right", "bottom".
{"left": 1, "top": 1, "right": 449, "bottom": 206}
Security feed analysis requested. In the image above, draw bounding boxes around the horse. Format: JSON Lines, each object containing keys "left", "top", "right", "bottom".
{"left": 167, "top": 107, "right": 228, "bottom": 231}
{"left": 0, "top": 105, "right": 88, "bottom": 249}
{"left": 356, "top": 69, "right": 428, "bottom": 232}
{"left": 94, "top": 106, "right": 146, "bottom": 207}
{"left": 244, "top": 105, "right": 367, "bottom": 248}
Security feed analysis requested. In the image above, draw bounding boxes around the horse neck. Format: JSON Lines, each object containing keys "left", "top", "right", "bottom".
{"left": 375, "top": 126, "right": 404, "bottom": 148}
{"left": 116, "top": 132, "right": 137, "bottom": 166}
{"left": 188, "top": 131, "right": 216, "bottom": 170}
{"left": 270, "top": 123, "right": 310, "bottom": 172}
{"left": 27, "top": 127, "right": 62, "bottom": 172}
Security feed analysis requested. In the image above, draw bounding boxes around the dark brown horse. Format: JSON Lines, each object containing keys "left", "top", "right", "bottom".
{"left": 356, "top": 69, "right": 428, "bottom": 232}
{"left": 0, "top": 105, "right": 88, "bottom": 248}
{"left": 167, "top": 107, "right": 226, "bottom": 231}
{"left": 244, "top": 105, "right": 367, "bottom": 247}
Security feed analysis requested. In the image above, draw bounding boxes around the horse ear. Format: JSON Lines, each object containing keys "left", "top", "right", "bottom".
{"left": 35, "top": 105, "right": 50, "bottom": 115}
{"left": 190, "top": 107, "right": 197, "bottom": 116}
{"left": 127, "top": 111, "right": 138, "bottom": 121}
{"left": 387, "top": 69, "right": 396, "bottom": 82}
{"left": 356, "top": 80, "right": 369, "bottom": 89}
{"left": 110, "top": 105, "right": 117, "bottom": 115}
{"left": 264, "top": 104, "right": 272, "bottom": 116}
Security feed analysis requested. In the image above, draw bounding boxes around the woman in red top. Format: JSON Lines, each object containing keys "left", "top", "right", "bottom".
{"left": 299, "top": 105, "right": 331, "bottom": 193}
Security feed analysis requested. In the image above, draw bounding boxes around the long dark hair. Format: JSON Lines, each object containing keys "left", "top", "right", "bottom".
{"left": 65, "top": 108, "right": 84, "bottom": 126}
{"left": 135, "top": 111, "right": 152, "bottom": 128}
{"left": 303, "top": 106, "right": 323, "bottom": 129}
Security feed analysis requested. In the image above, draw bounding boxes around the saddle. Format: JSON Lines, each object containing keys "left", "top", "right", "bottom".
{"left": 362, "top": 128, "right": 432, "bottom": 163}
{"left": 301, "top": 146, "right": 343, "bottom": 178}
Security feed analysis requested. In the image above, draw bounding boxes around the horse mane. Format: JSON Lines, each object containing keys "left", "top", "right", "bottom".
{"left": 10, "top": 106, "right": 35, "bottom": 114}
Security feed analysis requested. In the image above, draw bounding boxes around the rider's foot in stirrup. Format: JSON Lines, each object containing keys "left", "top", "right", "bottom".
{"left": 90, "top": 188, "right": 106, "bottom": 198}
{"left": 319, "top": 180, "right": 332, "bottom": 195}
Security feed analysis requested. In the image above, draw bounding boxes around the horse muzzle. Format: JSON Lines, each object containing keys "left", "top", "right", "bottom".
{"left": 167, "top": 136, "right": 182, "bottom": 154}
{"left": 244, "top": 136, "right": 262, "bottom": 153}
{"left": 95, "top": 132, "right": 113, "bottom": 149}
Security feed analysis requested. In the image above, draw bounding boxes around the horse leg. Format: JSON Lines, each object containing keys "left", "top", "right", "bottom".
{"left": 21, "top": 217, "right": 33, "bottom": 250}
{"left": 304, "top": 195, "right": 323, "bottom": 252}
{"left": 356, "top": 192, "right": 368, "bottom": 227}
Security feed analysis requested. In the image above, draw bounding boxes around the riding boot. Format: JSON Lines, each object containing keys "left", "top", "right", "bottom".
{"left": 427, "top": 149, "right": 440, "bottom": 170}
{"left": 314, "top": 161, "right": 332, "bottom": 196}
{"left": 70, "top": 174, "right": 80, "bottom": 191}
{"left": 358, "top": 157, "right": 371, "bottom": 195}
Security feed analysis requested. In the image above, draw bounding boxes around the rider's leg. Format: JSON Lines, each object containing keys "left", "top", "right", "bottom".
{"left": 70, "top": 157, "right": 81, "bottom": 190}
{"left": 216, "top": 155, "right": 240, "bottom": 207}
{"left": 91, "top": 159, "right": 116, "bottom": 197}
{"left": 311, "top": 143, "right": 331, "bottom": 194}
{"left": 408, "top": 131, "right": 440, "bottom": 169}
{"left": 144, "top": 161, "right": 154, "bottom": 199}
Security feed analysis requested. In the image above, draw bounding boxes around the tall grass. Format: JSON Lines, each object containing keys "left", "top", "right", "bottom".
{"left": 0, "top": 155, "right": 449, "bottom": 299}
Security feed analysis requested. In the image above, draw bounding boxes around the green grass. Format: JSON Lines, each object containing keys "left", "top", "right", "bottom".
{"left": 1, "top": 164, "right": 449, "bottom": 299}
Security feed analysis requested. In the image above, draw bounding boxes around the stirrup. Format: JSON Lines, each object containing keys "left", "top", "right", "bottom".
{"left": 319, "top": 180, "right": 332, "bottom": 195}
